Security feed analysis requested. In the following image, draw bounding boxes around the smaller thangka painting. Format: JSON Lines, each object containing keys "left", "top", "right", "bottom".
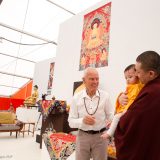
{"left": 47, "top": 62, "right": 54, "bottom": 95}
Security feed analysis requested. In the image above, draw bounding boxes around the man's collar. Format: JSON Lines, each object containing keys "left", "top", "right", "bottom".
{"left": 82, "top": 89, "right": 100, "bottom": 99}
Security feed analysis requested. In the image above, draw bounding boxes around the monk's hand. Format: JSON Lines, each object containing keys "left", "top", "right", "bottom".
{"left": 118, "top": 91, "right": 128, "bottom": 106}
{"left": 83, "top": 115, "right": 95, "bottom": 125}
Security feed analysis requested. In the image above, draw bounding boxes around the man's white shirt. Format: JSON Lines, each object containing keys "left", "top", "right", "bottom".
{"left": 68, "top": 89, "right": 114, "bottom": 131}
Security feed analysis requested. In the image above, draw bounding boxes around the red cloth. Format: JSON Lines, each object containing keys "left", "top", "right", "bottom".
{"left": 50, "top": 133, "right": 76, "bottom": 143}
{"left": 47, "top": 133, "right": 76, "bottom": 159}
{"left": 115, "top": 76, "right": 160, "bottom": 160}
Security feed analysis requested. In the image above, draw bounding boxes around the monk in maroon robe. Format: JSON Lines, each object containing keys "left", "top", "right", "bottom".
{"left": 115, "top": 51, "right": 160, "bottom": 160}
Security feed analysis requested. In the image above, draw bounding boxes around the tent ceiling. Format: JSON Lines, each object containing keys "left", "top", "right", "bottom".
{"left": 0, "top": 0, "right": 100, "bottom": 96}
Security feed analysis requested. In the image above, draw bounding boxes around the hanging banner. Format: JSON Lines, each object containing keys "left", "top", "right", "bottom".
{"left": 79, "top": 2, "right": 111, "bottom": 70}
{"left": 47, "top": 62, "right": 54, "bottom": 95}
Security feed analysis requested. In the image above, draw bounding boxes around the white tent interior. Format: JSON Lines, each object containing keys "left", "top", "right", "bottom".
{"left": 0, "top": 0, "right": 101, "bottom": 96}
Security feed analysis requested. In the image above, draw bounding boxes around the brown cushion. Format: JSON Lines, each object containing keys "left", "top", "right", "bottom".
{"left": 0, "top": 112, "right": 16, "bottom": 124}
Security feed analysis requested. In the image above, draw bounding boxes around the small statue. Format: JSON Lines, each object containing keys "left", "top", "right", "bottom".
{"left": 24, "top": 85, "right": 39, "bottom": 106}
{"left": 51, "top": 96, "right": 56, "bottom": 105}
{"left": 42, "top": 94, "right": 47, "bottom": 101}
{"left": 8, "top": 103, "right": 15, "bottom": 113}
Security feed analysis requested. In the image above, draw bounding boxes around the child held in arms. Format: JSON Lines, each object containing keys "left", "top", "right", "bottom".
{"left": 101, "top": 64, "right": 144, "bottom": 139}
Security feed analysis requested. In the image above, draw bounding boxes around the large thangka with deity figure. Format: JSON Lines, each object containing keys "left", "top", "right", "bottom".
{"left": 79, "top": 2, "right": 111, "bottom": 70}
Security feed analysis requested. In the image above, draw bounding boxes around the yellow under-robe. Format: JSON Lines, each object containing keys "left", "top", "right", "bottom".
{"left": 115, "top": 82, "right": 144, "bottom": 114}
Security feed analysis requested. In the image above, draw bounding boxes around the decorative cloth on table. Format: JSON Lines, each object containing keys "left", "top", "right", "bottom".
{"left": 43, "top": 132, "right": 76, "bottom": 160}
{"left": 38, "top": 100, "right": 67, "bottom": 120}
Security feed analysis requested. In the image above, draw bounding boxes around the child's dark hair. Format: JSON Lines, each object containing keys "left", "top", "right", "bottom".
{"left": 124, "top": 64, "right": 135, "bottom": 72}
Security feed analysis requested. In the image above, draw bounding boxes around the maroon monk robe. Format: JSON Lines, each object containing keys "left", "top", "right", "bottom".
{"left": 115, "top": 76, "right": 160, "bottom": 160}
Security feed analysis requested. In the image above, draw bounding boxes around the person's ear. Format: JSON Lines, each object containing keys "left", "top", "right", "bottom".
{"left": 82, "top": 77, "right": 85, "bottom": 83}
{"left": 149, "top": 70, "right": 156, "bottom": 79}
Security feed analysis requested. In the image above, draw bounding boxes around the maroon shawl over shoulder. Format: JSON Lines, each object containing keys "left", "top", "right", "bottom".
{"left": 115, "top": 76, "right": 160, "bottom": 160}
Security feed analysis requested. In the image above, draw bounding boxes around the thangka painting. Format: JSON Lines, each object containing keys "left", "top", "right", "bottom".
{"left": 47, "top": 62, "right": 54, "bottom": 95}
{"left": 79, "top": 2, "right": 111, "bottom": 70}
